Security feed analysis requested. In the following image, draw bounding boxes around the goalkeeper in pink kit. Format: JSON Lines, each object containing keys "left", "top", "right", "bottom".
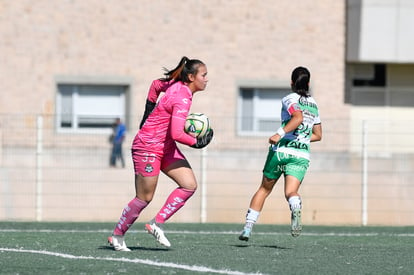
{"left": 108, "top": 56, "right": 213, "bottom": 251}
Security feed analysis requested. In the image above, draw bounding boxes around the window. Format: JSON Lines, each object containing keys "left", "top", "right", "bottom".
{"left": 238, "top": 87, "right": 287, "bottom": 135}
{"left": 347, "top": 63, "right": 387, "bottom": 106}
{"left": 56, "top": 84, "right": 128, "bottom": 132}
{"left": 353, "top": 64, "right": 386, "bottom": 87}
{"left": 347, "top": 63, "right": 414, "bottom": 107}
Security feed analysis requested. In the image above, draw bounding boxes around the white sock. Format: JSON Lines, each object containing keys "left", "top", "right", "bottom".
{"left": 244, "top": 208, "right": 260, "bottom": 230}
{"left": 288, "top": 196, "right": 302, "bottom": 211}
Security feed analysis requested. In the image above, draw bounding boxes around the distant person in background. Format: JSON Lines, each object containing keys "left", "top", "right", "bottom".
{"left": 239, "top": 66, "right": 322, "bottom": 241}
{"left": 108, "top": 56, "right": 213, "bottom": 251}
{"left": 110, "top": 118, "right": 126, "bottom": 168}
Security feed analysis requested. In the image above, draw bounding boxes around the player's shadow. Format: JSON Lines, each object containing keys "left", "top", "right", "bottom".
{"left": 98, "top": 245, "right": 170, "bottom": 251}
{"left": 230, "top": 244, "right": 291, "bottom": 250}
{"left": 259, "top": 244, "right": 291, "bottom": 250}
{"left": 131, "top": 246, "right": 171, "bottom": 251}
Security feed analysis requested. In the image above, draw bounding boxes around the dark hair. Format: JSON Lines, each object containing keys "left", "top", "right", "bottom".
{"left": 291, "top": 66, "right": 311, "bottom": 97}
{"left": 161, "top": 56, "right": 205, "bottom": 83}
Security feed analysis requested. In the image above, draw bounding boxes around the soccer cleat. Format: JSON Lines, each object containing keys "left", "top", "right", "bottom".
{"left": 145, "top": 221, "right": 171, "bottom": 247}
{"left": 238, "top": 228, "right": 251, "bottom": 241}
{"left": 291, "top": 208, "right": 302, "bottom": 237}
{"left": 108, "top": 235, "right": 131, "bottom": 251}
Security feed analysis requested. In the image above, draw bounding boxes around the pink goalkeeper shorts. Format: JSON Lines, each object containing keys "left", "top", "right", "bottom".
{"left": 132, "top": 143, "right": 186, "bottom": 177}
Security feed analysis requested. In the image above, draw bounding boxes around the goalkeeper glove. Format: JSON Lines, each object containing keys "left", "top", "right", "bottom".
{"left": 191, "top": 129, "right": 214, "bottom": 149}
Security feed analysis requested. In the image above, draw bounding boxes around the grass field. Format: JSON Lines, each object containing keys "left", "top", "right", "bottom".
{"left": 0, "top": 222, "right": 413, "bottom": 274}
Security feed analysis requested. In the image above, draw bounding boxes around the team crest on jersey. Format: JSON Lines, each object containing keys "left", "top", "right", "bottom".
{"left": 145, "top": 163, "right": 154, "bottom": 173}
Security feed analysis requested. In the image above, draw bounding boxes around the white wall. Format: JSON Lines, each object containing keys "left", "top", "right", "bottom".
{"left": 347, "top": 0, "right": 414, "bottom": 62}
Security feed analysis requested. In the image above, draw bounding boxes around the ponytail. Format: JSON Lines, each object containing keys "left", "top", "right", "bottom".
{"left": 291, "top": 66, "right": 311, "bottom": 97}
{"left": 161, "top": 56, "right": 205, "bottom": 83}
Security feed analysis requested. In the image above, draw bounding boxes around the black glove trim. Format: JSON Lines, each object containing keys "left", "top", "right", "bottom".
{"left": 191, "top": 129, "right": 214, "bottom": 149}
{"left": 139, "top": 99, "right": 156, "bottom": 129}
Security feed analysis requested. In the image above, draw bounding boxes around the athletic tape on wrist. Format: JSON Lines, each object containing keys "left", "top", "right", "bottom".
{"left": 276, "top": 127, "right": 286, "bottom": 138}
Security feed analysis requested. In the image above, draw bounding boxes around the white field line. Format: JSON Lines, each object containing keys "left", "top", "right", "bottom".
{"left": 0, "top": 229, "right": 412, "bottom": 274}
{"left": 0, "top": 247, "right": 264, "bottom": 275}
{"left": 0, "top": 229, "right": 413, "bottom": 237}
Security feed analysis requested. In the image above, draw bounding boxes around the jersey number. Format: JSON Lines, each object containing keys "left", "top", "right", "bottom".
{"left": 294, "top": 123, "right": 311, "bottom": 138}
{"left": 142, "top": 153, "right": 156, "bottom": 163}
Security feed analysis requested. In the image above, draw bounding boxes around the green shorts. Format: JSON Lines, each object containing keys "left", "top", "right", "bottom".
{"left": 262, "top": 148, "right": 309, "bottom": 182}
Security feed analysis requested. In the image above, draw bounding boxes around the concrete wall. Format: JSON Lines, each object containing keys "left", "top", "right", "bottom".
{"left": 0, "top": 0, "right": 348, "bottom": 152}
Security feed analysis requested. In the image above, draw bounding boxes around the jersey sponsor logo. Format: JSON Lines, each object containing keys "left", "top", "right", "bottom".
{"left": 275, "top": 164, "right": 307, "bottom": 173}
{"left": 276, "top": 150, "right": 301, "bottom": 161}
{"left": 182, "top": 98, "right": 188, "bottom": 104}
{"left": 287, "top": 141, "right": 309, "bottom": 150}
{"left": 299, "top": 97, "right": 318, "bottom": 109}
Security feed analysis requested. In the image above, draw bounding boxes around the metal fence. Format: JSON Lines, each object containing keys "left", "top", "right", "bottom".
{"left": 0, "top": 114, "right": 413, "bottom": 226}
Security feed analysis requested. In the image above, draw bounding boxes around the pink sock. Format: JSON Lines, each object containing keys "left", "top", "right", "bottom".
{"left": 155, "top": 188, "right": 195, "bottom": 224}
{"left": 113, "top": 197, "right": 148, "bottom": 235}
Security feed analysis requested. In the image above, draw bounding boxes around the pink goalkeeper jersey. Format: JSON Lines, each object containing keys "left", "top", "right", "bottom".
{"left": 132, "top": 79, "right": 196, "bottom": 153}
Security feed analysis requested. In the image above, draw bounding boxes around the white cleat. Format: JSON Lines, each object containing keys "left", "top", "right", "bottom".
{"left": 145, "top": 222, "right": 171, "bottom": 247}
{"left": 108, "top": 235, "right": 131, "bottom": 251}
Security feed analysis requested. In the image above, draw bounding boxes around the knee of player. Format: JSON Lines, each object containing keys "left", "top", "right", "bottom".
{"left": 285, "top": 192, "right": 300, "bottom": 200}
{"left": 185, "top": 182, "right": 198, "bottom": 191}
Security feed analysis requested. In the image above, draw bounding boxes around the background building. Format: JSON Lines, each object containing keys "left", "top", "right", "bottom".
{"left": 0, "top": 0, "right": 413, "bottom": 225}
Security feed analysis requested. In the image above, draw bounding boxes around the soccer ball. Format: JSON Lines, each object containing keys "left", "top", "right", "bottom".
{"left": 184, "top": 113, "right": 210, "bottom": 138}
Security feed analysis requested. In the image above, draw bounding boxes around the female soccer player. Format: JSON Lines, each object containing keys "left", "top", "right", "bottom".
{"left": 108, "top": 56, "right": 213, "bottom": 251}
{"left": 239, "top": 66, "right": 322, "bottom": 241}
